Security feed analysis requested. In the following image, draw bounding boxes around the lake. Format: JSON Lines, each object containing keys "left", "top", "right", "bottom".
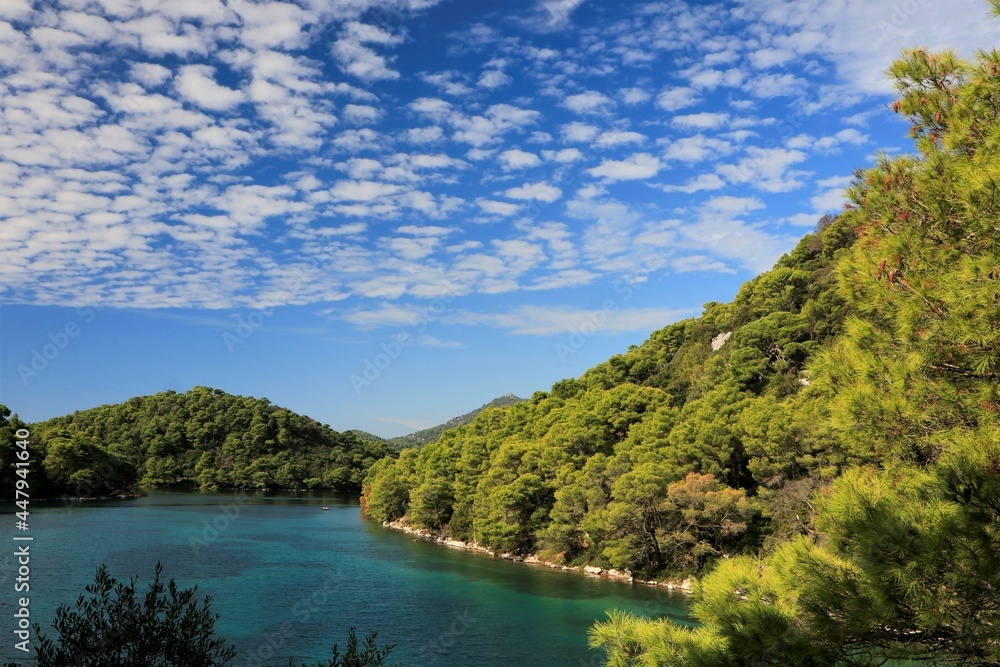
{"left": 1, "top": 491, "right": 691, "bottom": 666}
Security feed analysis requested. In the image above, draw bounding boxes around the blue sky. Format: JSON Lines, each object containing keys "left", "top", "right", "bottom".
{"left": 1, "top": 0, "right": 997, "bottom": 436}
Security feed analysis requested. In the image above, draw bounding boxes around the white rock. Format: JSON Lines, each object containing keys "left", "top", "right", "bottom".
{"left": 711, "top": 331, "right": 733, "bottom": 351}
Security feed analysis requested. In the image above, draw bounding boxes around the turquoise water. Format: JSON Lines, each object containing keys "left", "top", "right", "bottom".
{"left": 1, "top": 491, "right": 690, "bottom": 666}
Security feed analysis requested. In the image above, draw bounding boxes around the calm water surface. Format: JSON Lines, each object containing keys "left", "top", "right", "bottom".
{"left": 1, "top": 491, "right": 690, "bottom": 666}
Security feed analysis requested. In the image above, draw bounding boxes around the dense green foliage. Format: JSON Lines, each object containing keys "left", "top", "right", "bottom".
{"left": 1, "top": 387, "right": 394, "bottom": 497}
{"left": 363, "top": 211, "right": 857, "bottom": 573}
{"left": 20, "top": 563, "right": 237, "bottom": 667}
{"left": 589, "top": 40, "right": 1000, "bottom": 666}
{"left": 4, "top": 565, "right": 401, "bottom": 667}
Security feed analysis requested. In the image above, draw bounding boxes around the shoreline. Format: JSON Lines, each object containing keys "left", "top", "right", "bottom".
{"left": 382, "top": 519, "right": 694, "bottom": 593}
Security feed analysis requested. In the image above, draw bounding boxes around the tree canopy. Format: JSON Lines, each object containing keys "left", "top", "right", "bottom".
{"left": 1, "top": 387, "right": 395, "bottom": 497}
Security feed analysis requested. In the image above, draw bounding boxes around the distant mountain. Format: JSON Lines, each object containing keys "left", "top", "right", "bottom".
{"left": 355, "top": 393, "right": 525, "bottom": 451}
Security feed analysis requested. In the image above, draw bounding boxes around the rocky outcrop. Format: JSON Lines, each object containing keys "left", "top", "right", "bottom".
{"left": 381, "top": 519, "right": 693, "bottom": 592}
{"left": 710, "top": 331, "right": 733, "bottom": 351}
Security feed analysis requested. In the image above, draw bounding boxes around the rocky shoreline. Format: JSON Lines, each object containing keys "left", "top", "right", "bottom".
{"left": 382, "top": 519, "right": 693, "bottom": 593}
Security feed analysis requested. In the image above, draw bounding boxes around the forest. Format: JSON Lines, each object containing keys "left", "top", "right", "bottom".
{"left": 0, "top": 387, "right": 394, "bottom": 498}
{"left": 363, "top": 39, "right": 1000, "bottom": 666}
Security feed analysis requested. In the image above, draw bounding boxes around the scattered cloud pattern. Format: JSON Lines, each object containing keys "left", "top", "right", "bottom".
{"left": 1, "top": 0, "right": 997, "bottom": 336}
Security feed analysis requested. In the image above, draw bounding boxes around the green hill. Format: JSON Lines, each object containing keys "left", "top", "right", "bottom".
{"left": 383, "top": 393, "right": 525, "bottom": 450}
{"left": 365, "top": 40, "right": 1000, "bottom": 666}
{"left": 364, "top": 210, "right": 855, "bottom": 564}
{"left": 0, "top": 387, "right": 394, "bottom": 498}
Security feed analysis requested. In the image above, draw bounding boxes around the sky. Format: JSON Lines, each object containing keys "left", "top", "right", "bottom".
{"left": 1, "top": 0, "right": 998, "bottom": 437}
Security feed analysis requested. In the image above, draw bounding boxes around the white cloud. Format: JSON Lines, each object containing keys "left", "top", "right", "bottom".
{"left": 560, "top": 122, "right": 600, "bottom": 142}
{"left": 736, "top": 0, "right": 1000, "bottom": 94}
{"left": 588, "top": 153, "right": 662, "bottom": 181}
{"left": 477, "top": 199, "right": 521, "bottom": 216}
{"left": 410, "top": 97, "right": 451, "bottom": 120}
{"left": 717, "top": 147, "right": 810, "bottom": 192}
{"left": 786, "top": 174, "right": 853, "bottom": 225}
{"left": 542, "top": 148, "right": 584, "bottom": 163}
{"left": 594, "top": 130, "right": 646, "bottom": 148}
{"left": 342, "top": 104, "right": 382, "bottom": 124}
{"left": 396, "top": 224, "right": 456, "bottom": 237}
{"left": 130, "top": 62, "right": 171, "bottom": 87}
{"left": 331, "top": 129, "right": 382, "bottom": 152}
{"left": 331, "top": 180, "right": 403, "bottom": 201}
{"left": 0, "top": 0, "right": 31, "bottom": 20}
{"left": 702, "top": 195, "right": 764, "bottom": 217}
{"left": 662, "top": 173, "right": 726, "bottom": 193}
{"left": 527, "top": 269, "right": 597, "bottom": 290}
{"left": 792, "top": 128, "right": 865, "bottom": 154}
{"left": 746, "top": 72, "right": 805, "bottom": 98}
{"left": 673, "top": 112, "right": 730, "bottom": 130}
{"left": 562, "top": 90, "right": 614, "bottom": 114}
{"left": 499, "top": 149, "right": 542, "bottom": 170}
{"left": 479, "top": 69, "right": 511, "bottom": 89}
{"left": 685, "top": 67, "right": 743, "bottom": 90}
{"left": 452, "top": 104, "right": 540, "bottom": 146}
{"left": 342, "top": 303, "right": 420, "bottom": 328}
{"left": 528, "top": 0, "right": 588, "bottom": 31}
{"left": 504, "top": 181, "right": 562, "bottom": 202}
{"left": 385, "top": 235, "right": 440, "bottom": 260}
{"left": 416, "top": 335, "right": 464, "bottom": 348}
{"left": 331, "top": 22, "right": 404, "bottom": 81}
{"left": 175, "top": 65, "right": 244, "bottom": 111}
{"left": 749, "top": 47, "right": 795, "bottom": 69}
{"left": 422, "top": 70, "right": 473, "bottom": 96}
{"left": 404, "top": 126, "right": 444, "bottom": 143}
{"left": 339, "top": 157, "right": 382, "bottom": 179}
{"left": 656, "top": 86, "right": 700, "bottom": 111}
{"left": 669, "top": 197, "right": 797, "bottom": 272}
{"left": 619, "top": 87, "right": 652, "bottom": 105}
{"left": 458, "top": 304, "right": 693, "bottom": 336}
{"left": 661, "top": 134, "right": 735, "bottom": 163}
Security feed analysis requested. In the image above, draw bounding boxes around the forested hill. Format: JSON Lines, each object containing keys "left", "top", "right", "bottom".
{"left": 364, "top": 209, "right": 858, "bottom": 569}
{"left": 367, "top": 39, "right": 1000, "bottom": 666}
{"left": 0, "top": 387, "right": 395, "bottom": 498}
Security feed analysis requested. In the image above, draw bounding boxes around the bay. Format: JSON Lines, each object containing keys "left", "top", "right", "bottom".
{"left": 2, "top": 491, "right": 690, "bottom": 666}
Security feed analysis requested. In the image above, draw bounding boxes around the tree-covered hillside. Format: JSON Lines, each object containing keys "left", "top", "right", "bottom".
{"left": 1, "top": 387, "right": 394, "bottom": 498}
{"left": 365, "top": 29, "right": 1000, "bottom": 666}
{"left": 590, "top": 40, "right": 1000, "bottom": 666}
{"left": 363, "top": 209, "right": 857, "bottom": 572}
